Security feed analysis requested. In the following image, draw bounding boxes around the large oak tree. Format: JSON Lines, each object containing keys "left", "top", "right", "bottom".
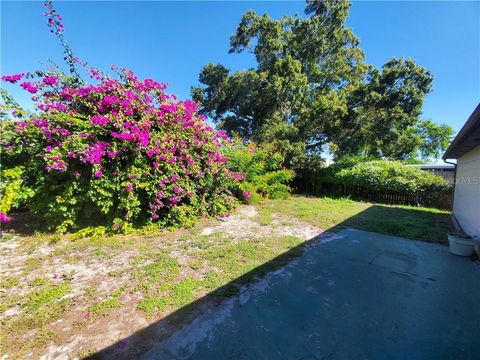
{"left": 192, "top": 0, "right": 453, "bottom": 164}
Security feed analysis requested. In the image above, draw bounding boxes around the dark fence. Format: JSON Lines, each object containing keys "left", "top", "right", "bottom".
{"left": 292, "top": 180, "right": 452, "bottom": 210}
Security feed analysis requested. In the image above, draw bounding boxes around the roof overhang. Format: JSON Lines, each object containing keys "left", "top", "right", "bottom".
{"left": 443, "top": 102, "right": 480, "bottom": 160}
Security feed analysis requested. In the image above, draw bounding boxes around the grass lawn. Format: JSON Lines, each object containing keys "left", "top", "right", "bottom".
{"left": 259, "top": 196, "right": 452, "bottom": 243}
{"left": 0, "top": 196, "right": 452, "bottom": 358}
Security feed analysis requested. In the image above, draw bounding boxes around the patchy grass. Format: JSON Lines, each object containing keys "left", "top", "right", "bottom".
{"left": 29, "top": 277, "right": 48, "bottom": 287}
{"left": 24, "top": 257, "right": 43, "bottom": 271}
{"left": 21, "top": 283, "right": 71, "bottom": 312}
{"left": 170, "top": 279, "right": 200, "bottom": 307}
{"left": 1, "top": 275, "right": 21, "bottom": 289}
{"left": 1, "top": 288, "right": 72, "bottom": 355}
{"left": 257, "top": 208, "right": 274, "bottom": 226}
{"left": 259, "top": 196, "right": 451, "bottom": 242}
{"left": 0, "top": 196, "right": 451, "bottom": 358}
{"left": 87, "top": 296, "right": 122, "bottom": 317}
{"left": 137, "top": 295, "right": 169, "bottom": 316}
{"left": 138, "top": 256, "right": 180, "bottom": 284}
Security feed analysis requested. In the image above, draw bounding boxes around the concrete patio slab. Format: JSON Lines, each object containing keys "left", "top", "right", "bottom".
{"left": 141, "top": 228, "right": 480, "bottom": 360}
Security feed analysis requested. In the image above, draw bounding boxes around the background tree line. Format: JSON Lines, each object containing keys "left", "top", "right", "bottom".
{"left": 191, "top": 0, "right": 453, "bottom": 168}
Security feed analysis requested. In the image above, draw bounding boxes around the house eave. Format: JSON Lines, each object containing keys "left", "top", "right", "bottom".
{"left": 443, "top": 102, "right": 480, "bottom": 160}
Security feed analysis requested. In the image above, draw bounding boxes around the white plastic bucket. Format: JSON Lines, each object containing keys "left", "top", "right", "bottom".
{"left": 447, "top": 233, "right": 475, "bottom": 257}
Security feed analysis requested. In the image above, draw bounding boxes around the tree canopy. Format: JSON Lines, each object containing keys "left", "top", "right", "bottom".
{"left": 192, "top": 0, "right": 453, "bottom": 164}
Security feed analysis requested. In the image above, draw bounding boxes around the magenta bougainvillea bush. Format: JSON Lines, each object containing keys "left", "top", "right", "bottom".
{"left": 1, "top": 0, "right": 294, "bottom": 232}
{"left": 1, "top": 68, "right": 244, "bottom": 231}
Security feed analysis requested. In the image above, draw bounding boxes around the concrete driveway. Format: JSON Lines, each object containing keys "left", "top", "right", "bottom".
{"left": 141, "top": 228, "right": 480, "bottom": 360}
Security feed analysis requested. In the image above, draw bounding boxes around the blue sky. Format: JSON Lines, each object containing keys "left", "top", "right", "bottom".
{"left": 1, "top": 1, "right": 479, "bottom": 134}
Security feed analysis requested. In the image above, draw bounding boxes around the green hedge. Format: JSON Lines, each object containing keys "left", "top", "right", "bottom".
{"left": 295, "top": 158, "right": 452, "bottom": 208}
{"left": 325, "top": 160, "right": 451, "bottom": 193}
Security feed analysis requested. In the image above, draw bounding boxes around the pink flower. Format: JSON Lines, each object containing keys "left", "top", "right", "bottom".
{"left": 20, "top": 81, "right": 38, "bottom": 94}
{"left": 169, "top": 197, "right": 181, "bottom": 205}
{"left": 90, "top": 115, "right": 110, "bottom": 126}
{"left": 243, "top": 191, "right": 252, "bottom": 200}
{"left": 1, "top": 73, "right": 24, "bottom": 83}
{"left": 111, "top": 132, "right": 135, "bottom": 142}
{"left": 37, "top": 102, "right": 69, "bottom": 112}
{"left": 81, "top": 142, "right": 109, "bottom": 164}
{"left": 146, "top": 149, "right": 155, "bottom": 158}
{"left": 42, "top": 76, "right": 58, "bottom": 86}
{"left": 124, "top": 184, "right": 133, "bottom": 192}
{"left": 89, "top": 69, "right": 102, "bottom": 80}
{"left": 232, "top": 172, "right": 246, "bottom": 181}
{"left": 52, "top": 128, "right": 70, "bottom": 136}
{"left": 107, "top": 150, "right": 118, "bottom": 158}
{"left": 120, "top": 100, "right": 131, "bottom": 108}
{"left": 217, "top": 130, "right": 229, "bottom": 141}
{"left": 45, "top": 159, "right": 68, "bottom": 173}
{"left": 137, "top": 132, "right": 150, "bottom": 147}
{"left": 173, "top": 185, "right": 185, "bottom": 195}
{"left": 0, "top": 212, "right": 11, "bottom": 223}
{"left": 83, "top": 311, "right": 91, "bottom": 319}
{"left": 102, "top": 95, "right": 119, "bottom": 106}
{"left": 48, "top": 103, "right": 69, "bottom": 112}
{"left": 94, "top": 171, "right": 103, "bottom": 178}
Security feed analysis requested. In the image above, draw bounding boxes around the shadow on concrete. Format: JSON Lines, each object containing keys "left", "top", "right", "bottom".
{"left": 83, "top": 204, "right": 467, "bottom": 359}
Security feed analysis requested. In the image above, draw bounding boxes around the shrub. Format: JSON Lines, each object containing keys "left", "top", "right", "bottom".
{"left": 311, "top": 158, "right": 451, "bottom": 202}
{"left": 328, "top": 160, "right": 451, "bottom": 193}
{"left": 297, "top": 158, "right": 451, "bottom": 207}
{"left": 1, "top": 69, "right": 242, "bottom": 231}
{"left": 0, "top": 166, "right": 34, "bottom": 215}
{"left": 224, "top": 141, "right": 294, "bottom": 203}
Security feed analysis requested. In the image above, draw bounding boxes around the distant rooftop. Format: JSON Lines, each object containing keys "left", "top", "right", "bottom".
{"left": 408, "top": 164, "right": 455, "bottom": 170}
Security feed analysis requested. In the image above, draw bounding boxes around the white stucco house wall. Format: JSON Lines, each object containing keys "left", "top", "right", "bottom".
{"left": 443, "top": 103, "right": 480, "bottom": 237}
